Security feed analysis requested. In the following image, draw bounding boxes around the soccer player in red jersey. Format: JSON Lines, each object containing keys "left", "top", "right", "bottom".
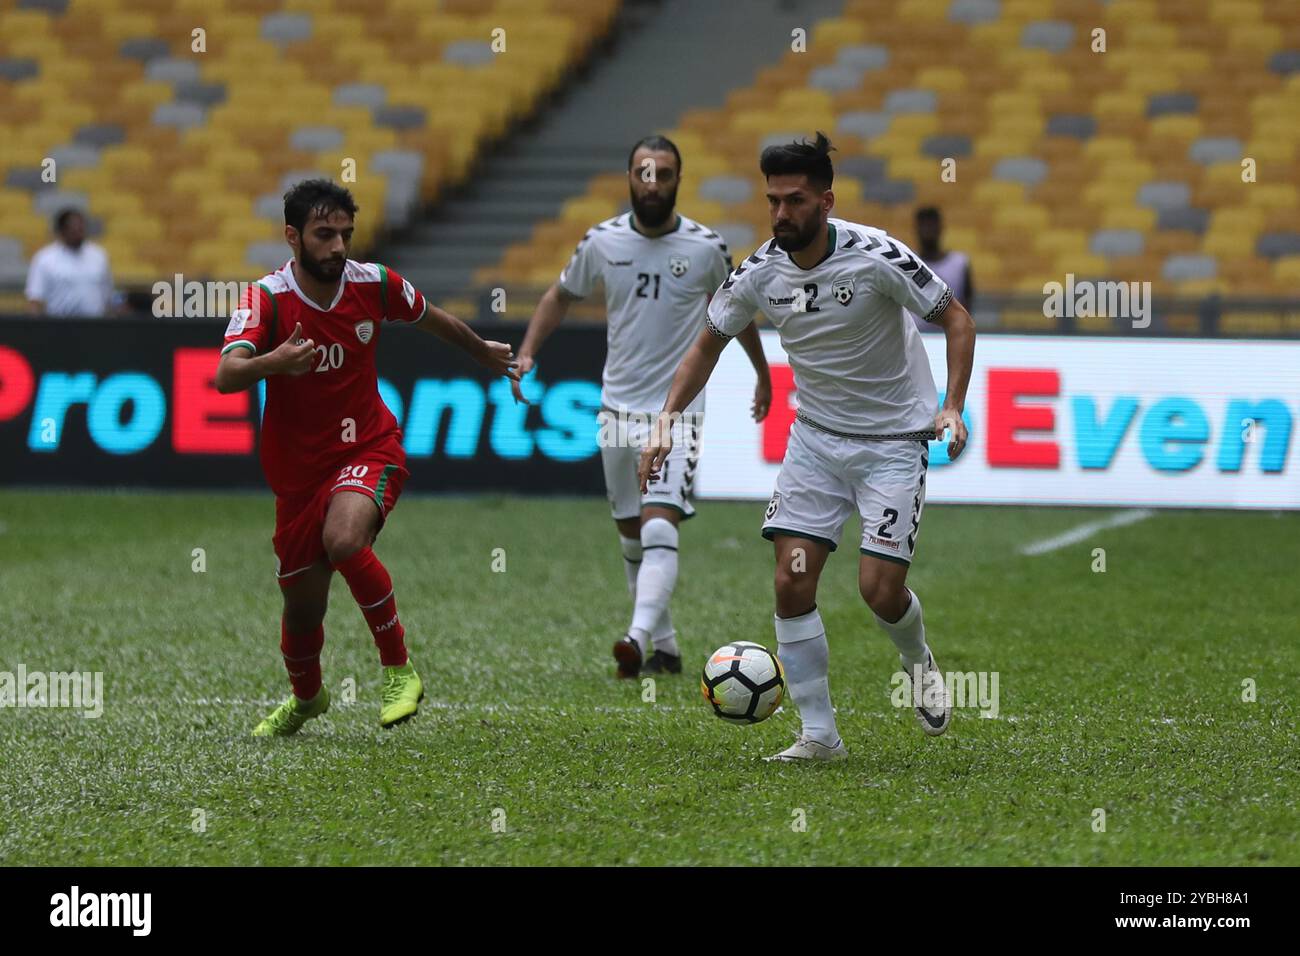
{"left": 215, "top": 179, "right": 518, "bottom": 735}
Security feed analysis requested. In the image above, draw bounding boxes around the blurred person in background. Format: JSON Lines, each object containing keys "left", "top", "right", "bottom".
{"left": 909, "top": 206, "right": 972, "bottom": 332}
{"left": 25, "top": 208, "right": 118, "bottom": 317}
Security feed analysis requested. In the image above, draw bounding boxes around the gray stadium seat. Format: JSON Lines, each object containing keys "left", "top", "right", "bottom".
{"left": 836, "top": 111, "right": 890, "bottom": 139}
{"left": 0, "top": 57, "right": 38, "bottom": 82}
{"left": 863, "top": 179, "right": 916, "bottom": 205}
{"left": 151, "top": 102, "right": 206, "bottom": 130}
{"left": 992, "top": 156, "right": 1048, "bottom": 186}
{"left": 1147, "top": 92, "right": 1197, "bottom": 117}
{"left": 837, "top": 155, "right": 888, "bottom": 181}
{"left": 1189, "top": 136, "right": 1242, "bottom": 165}
{"left": 290, "top": 126, "right": 346, "bottom": 152}
{"left": 49, "top": 143, "right": 101, "bottom": 170}
{"left": 18, "top": 0, "right": 68, "bottom": 12}
{"left": 254, "top": 193, "right": 284, "bottom": 223}
{"left": 4, "top": 167, "right": 53, "bottom": 192}
{"left": 922, "top": 133, "right": 972, "bottom": 157}
{"left": 1256, "top": 232, "right": 1300, "bottom": 258}
{"left": 884, "top": 89, "right": 936, "bottom": 114}
{"left": 759, "top": 131, "right": 807, "bottom": 153}
{"left": 1021, "top": 20, "right": 1074, "bottom": 52}
{"left": 1090, "top": 229, "right": 1144, "bottom": 257}
{"left": 278, "top": 170, "right": 329, "bottom": 194}
{"left": 949, "top": 0, "right": 1000, "bottom": 26}
{"left": 1268, "top": 50, "right": 1300, "bottom": 75}
{"left": 1157, "top": 207, "right": 1209, "bottom": 234}
{"left": 1162, "top": 254, "right": 1216, "bottom": 282}
{"left": 1137, "top": 181, "right": 1191, "bottom": 210}
{"left": 145, "top": 58, "right": 199, "bottom": 84}
{"left": 246, "top": 242, "right": 290, "bottom": 270}
{"left": 33, "top": 190, "right": 89, "bottom": 216}
{"left": 118, "top": 38, "right": 170, "bottom": 63}
{"left": 442, "top": 41, "right": 494, "bottom": 66}
{"left": 1046, "top": 114, "right": 1096, "bottom": 139}
{"left": 74, "top": 124, "right": 126, "bottom": 148}
{"left": 809, "top": 65, "right": 865, "bottom": 92}
{"left": 836, "top": 44, "right": 889, "bottom": 70}
{"left": 373, "top": 105, "right": 426, "bottom": 130}
{"left": 174, "top": 81, "right": 227, "bottom": 108}
{"left": 261, "top": 12, "right": 313, "bottom": 44}
{"left": 333, "top": 83, "right": 388, "bottom": 109}
{"left": 697, "top": 175, "right": 752, "bottom": 204}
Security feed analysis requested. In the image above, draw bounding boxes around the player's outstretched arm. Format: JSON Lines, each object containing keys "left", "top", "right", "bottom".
{"left": 931, "top": 296, "right": 976, "bottom": 460}
{"left": 214, "top": 322, "right": 315, "bottom": 393}
{"left": 414, "top": 303, "right": 520, "bottom": 382}
{"left": 734, "top": 321, "right": 772, "bottom": 422}
{"left": 638, "top": 325, "right": 730, "bottom": 492}
{"left": 512, "top": 282, "right": 578, "bottom": 402}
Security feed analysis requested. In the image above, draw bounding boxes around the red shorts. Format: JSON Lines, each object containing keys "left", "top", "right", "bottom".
{"left": 273, "top": 438, "right": 409, "bottom": 584}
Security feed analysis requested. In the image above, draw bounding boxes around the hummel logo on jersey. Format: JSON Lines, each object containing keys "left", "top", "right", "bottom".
{"left": 606, "top": 259, "right": 633, "bottom": 266}
{"left": 669, "top": 255, "right": 690, "bottom": 277}
{"left": 832, "top": 277, "right": 855, "bottom": 305}
{"left": 355, "top": 320, "right": 374, "bottom": 343}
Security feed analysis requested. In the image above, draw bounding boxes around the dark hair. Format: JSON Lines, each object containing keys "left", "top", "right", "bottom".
{"left": 759, "top": 131, "right": 835, "bottom": 190}
{"left": 283, "top": 179, "right": 358, "bottom": 232}
{"left": 627, "top": 135, "right": 682, "bottom": 174}
{"left": 916, "top": 206, "right": 941, "bottom": 223}
{"left": 53, "top": 208, "right": 84, "bottom": 232}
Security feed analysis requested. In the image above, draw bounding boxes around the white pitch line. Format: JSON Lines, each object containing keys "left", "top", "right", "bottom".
{"left": 1019, "top": 508, "right": 1155, "bottom": 556}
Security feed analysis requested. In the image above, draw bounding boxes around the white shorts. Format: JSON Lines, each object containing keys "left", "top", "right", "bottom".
{"left": 598, "top": 409, "right": 701, "bottom": 521}
{"left": 761, "top": 418, "right": 930, "bottom": 564}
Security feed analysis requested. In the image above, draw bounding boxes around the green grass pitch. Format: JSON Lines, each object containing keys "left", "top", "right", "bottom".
{"left": 0, "top": 490, "right": 1296, "bottom": 865}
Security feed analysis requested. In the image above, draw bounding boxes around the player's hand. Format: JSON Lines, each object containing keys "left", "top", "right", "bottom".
{"left": 270, "top": 322, "right": 316, "bottom": 376}
{"left": 935, "top": 407, "right": 967, "bottom": 460}
{"left": 752, "top": 374, "right": 772, "bottom": 422}
{"left": 638, "top": 413, "right": 675, "bottom": 493}
{"left": 510, "top": 353, "right": 535, "bottom": 404}
{"left": 477, "top": 340, "right": 520, "bottom": 383}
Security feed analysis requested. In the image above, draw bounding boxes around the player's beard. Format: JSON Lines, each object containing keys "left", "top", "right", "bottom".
{"left": 299, "top": 246, "right": 345, "bottom": 282}
{"left": 629, "top": 184, "right": 677, "bottom": 229}
{"left": 772, "top": 214, "right": 822, "bottom": 252}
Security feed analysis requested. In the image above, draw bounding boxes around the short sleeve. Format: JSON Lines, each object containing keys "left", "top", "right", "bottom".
{"left": 221, "top": 284, "right": 275, "bottom": 355}
{"left": 871, "top": 235, "right": 953, "bottom": 323}
{"left": 557, "top": 232, "right": 600, "bottom": 299}
{"left": 381, "top": 265, "right": 428, "bottom": 323}
{"left": 24, "top": 251, "right": 49, "bottom": 303}
{"left": 705, "top": 269, "right": 757, "bottom": 339}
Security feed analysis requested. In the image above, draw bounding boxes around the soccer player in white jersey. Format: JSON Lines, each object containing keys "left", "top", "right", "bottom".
{"left": 514, "top": 135, "right": 773, "bottom": 678}
{"left": 640, "top": 133, "right": 977, "bottom": 761}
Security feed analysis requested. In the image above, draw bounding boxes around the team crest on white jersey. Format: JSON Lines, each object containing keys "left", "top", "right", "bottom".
{"left": 669, "top": 255, "right": 690, "bottom": 278}
{"left": 355, "top": 320, "right": 374, "bottom": 343}
{"left": 832, "top": 277, "right": 855, "bottom": 306}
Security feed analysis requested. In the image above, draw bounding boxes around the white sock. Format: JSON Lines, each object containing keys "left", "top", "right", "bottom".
{"left": 619, "top": 535, "right": 641, "bottom": 597}
{"left": 630, "top": 518, "right": 678, "bottom": 638}
{"left": 650, "top": 613, "right": 678, "bottom": 656}
{"left": 775, "top": 607, "right": 838, "bottom": 745}
{"left": 874, "top": 588, "right": 929, "bottom": 671}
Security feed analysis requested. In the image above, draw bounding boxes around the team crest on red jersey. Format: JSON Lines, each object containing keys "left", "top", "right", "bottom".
{"left": 355, "top": 320, "right": 374, "bottom": 343}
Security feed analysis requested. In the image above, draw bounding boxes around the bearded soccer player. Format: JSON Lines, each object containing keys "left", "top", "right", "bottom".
{"left": 215, "top": 179, "right": 518, "bottom": 736}
{"left": 513, "top": 136, "right": 772, "bottom": 679}
{"left": 640, "top": 134, "right": 977, "bottom": 761}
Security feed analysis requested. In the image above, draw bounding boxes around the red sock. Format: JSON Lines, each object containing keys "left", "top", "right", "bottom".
{"left": 280, "top": 621, "right": 324, "bottom": 700}
{"left": 333, "top": 547, "right": 408, "bottom": 666}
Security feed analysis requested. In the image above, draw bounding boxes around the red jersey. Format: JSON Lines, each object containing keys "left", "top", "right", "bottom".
{"left": 220, "top": 259, "right": 427, "bottom": 496}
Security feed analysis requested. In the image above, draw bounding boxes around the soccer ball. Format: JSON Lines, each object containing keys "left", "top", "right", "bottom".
{"left": 701, "top": 641, "right": 785, "bottom": 724}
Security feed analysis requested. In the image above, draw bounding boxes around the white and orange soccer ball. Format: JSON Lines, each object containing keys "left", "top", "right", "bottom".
{"left": 701, "top": 641, "right": 785, "bottom": 724}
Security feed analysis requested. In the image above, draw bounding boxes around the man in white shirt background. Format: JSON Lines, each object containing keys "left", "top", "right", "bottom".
{"left": 25, "top": 208, "right": 117, "bottom": 317}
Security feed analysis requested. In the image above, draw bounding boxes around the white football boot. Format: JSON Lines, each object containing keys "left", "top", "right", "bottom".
{"left": 902, "top": 650, "right": 951, "bottom": 736}
{"left": 764, "top": 735, "right": 848, "bottom": 763}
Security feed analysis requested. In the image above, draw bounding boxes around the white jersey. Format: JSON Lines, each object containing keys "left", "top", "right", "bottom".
{"left": 558, "top": 213, "right": 732, "bottom": 415}
{"left": 706, "top": 217, "right": 952, "bottom": 436}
